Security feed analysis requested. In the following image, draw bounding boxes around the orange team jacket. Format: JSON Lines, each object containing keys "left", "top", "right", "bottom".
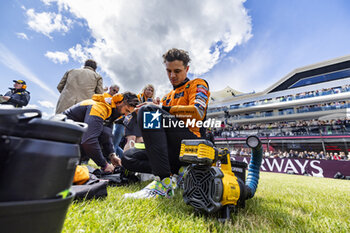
{"left": 161, "top": 78, "right": 210, "bottom": 137}
{"left": 79, "top": 93, "right": 124, "bottom": 120}
{"left": 137, "top": 93, "right": 145, "bottom": 103}
{"left": 103, "top": 92, "right": 112, "bottom": 98}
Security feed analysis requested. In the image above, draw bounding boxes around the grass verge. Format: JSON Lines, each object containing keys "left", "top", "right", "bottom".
{"left": 63, "top": 172, "right": 350, "bottom": 233}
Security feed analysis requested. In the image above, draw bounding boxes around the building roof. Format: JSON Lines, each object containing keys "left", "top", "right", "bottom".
{"left": 210, "top": 54, "right": 350, "bottom": 104}
{"left": 209, "top": 86, "right": 243, "bottom": 103}
{"left": 265, "top": 54, "right": 350, "bottom": 93}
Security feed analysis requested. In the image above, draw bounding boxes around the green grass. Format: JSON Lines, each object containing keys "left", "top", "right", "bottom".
{"left": 63, "top": 172, "right": 350, "bottom": 233}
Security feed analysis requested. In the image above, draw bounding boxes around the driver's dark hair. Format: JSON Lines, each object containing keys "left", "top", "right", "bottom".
{"left": 122, "top": 92, "right": 139, "bottom": 107}
{"left": 162, "top": 48, "right": 191, "bottom": 67}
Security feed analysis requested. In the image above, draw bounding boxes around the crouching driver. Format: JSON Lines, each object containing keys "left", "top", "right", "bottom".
{"left": 63, "top": 92, "right": 139, "bottom": 173}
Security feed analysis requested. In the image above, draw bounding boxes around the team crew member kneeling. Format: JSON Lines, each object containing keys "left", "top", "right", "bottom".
{"left": 123, "top": 48, "right": 210, "bottom": 198}
{"left": 63, "top": 92, "right": 139, "bottom": 173}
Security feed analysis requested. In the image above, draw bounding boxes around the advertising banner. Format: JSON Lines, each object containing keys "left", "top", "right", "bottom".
{"left": 232, "top": 156, "right": 350, "bottom": 178}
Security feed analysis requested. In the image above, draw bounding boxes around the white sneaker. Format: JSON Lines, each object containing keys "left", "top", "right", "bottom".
{"left": 123, "top": 177, "right": 174, "bottom": 199}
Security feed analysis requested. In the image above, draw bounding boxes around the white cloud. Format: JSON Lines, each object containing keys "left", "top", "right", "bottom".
{"left": 0, "top": 43, "right": 58, "bottom": 98}
{"left": 45, "top": 51, "right": 69, "bottom": 64}
{"left": 38, "top": 100, "right": 56, "bottom": 109}
{"left": 68, "top": 44, "right": 89, "bottom": 63}
{"left": 41, "top": 0, "right": 53, "bottom": 6}
{"left": 16, "top": 32, "right": 29, "bottom": 40}
{"left": 44, "top": 0, "right": 252, "bottom": 96}
{"left": 26, "top": 8, "right": 72, "bottom": 38}
{"left": 41, "top": 0, "right": 68, "bottom": 11}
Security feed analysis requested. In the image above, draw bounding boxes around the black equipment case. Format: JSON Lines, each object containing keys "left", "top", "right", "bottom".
{"left": 0, "top": 108, "right": 86, "bottom": 233}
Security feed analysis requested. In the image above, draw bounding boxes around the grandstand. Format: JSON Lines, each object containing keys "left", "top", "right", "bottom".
{"left": 208, "top": 54, "right": 350, "bottom": 158}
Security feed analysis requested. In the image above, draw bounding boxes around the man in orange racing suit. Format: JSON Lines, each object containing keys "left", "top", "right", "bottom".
{"left": 123, "top": 48, "right": 210, "bottom": 198}
{"left": 63, "top": 92, "right": 139, "bottom": 173}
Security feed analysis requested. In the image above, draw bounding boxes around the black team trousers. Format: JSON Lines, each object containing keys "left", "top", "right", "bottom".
{"left": 121, "top": 105, "right": 198, "bottom": 179}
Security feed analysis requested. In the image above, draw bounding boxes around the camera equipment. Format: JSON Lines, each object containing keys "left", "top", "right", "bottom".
{"left": 179, "top": 135, "right": 263, "bottom": 222}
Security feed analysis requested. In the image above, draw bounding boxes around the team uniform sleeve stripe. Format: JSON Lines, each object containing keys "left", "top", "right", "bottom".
{"left": 194, "top": 104, "right": 205, "bottom": 118}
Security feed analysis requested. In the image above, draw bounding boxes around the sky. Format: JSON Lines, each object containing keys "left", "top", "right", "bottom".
{"left": 1, "top": 0, "right": 350, "bottom": 117}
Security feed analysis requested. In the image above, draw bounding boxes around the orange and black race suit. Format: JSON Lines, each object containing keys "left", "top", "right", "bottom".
{"left": 121, "top": 77, "right": 210, "bottom": 179}
{"left": 137, "top": 93, "right": 144, "bottom": 102}
{"left": 103, "top": 92, "right": 112, "bottom": 98}
{"left": 63, "top": 94, "right": 123, "bottom": 168}
{"left": 101, "top": 92, "right": 124, "bottom": 156}
{"left": 161, "top": 77, "right": 210, "bottom": 137}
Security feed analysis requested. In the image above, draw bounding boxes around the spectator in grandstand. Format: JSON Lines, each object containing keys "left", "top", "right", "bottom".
{"left": 122, "top": 48, "right": 210, "bottom": 199}
{"left": 63, "top": 92, "right": 139, "bottom": 173}
{"left": 209, "top": 84, "right": 350, "bottom": 116}
{"left": 0, "top": 80, "right": 30, "bottom": 108}
{"left": 333, "top": 152, "right": 341, "bottom": 160}
{"left": 124, "top": 84, "right": 156, "bottom": 150}
{"left": 55, "top": 59, "right": 104, "bottom": 114}
{"left": 316, "top": 151, "right": 325, "bottom": 159}
{"left": 297, "top": 151, "right": 305, "bottom": 159}
{"left": 264, "top": 150, "right": 270, "bottom": 157}
{"left": 215, "top": 116, "right": 350, "bottom": 138}
{"left": 282, "top": 151, "right": 289, "bottom": 158}
{"left": 230, "top": 145, "right": 350, "bottom": 160}
{"left": 325, "top": 152, "right": 330, "bottom": 160}
{"left": 339, "top": 152, "right": 346, "bottom": 160}
{"left": 241, "top": 148, "right": 248, "bottom": 156}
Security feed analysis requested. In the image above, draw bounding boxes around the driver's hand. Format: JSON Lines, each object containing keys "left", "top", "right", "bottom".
{"left": 103, "top": 163, "right": 115, "bottom": 173}
{"left": 110, "top": 153, "right": 122, "bottom": 167}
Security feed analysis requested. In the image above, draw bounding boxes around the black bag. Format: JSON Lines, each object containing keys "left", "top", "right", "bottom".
{"left": 89, "top": 166, "right": 139, "bottom": 186}
{"left": 71, "top": 179, "right": 108, "bottom": 200}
